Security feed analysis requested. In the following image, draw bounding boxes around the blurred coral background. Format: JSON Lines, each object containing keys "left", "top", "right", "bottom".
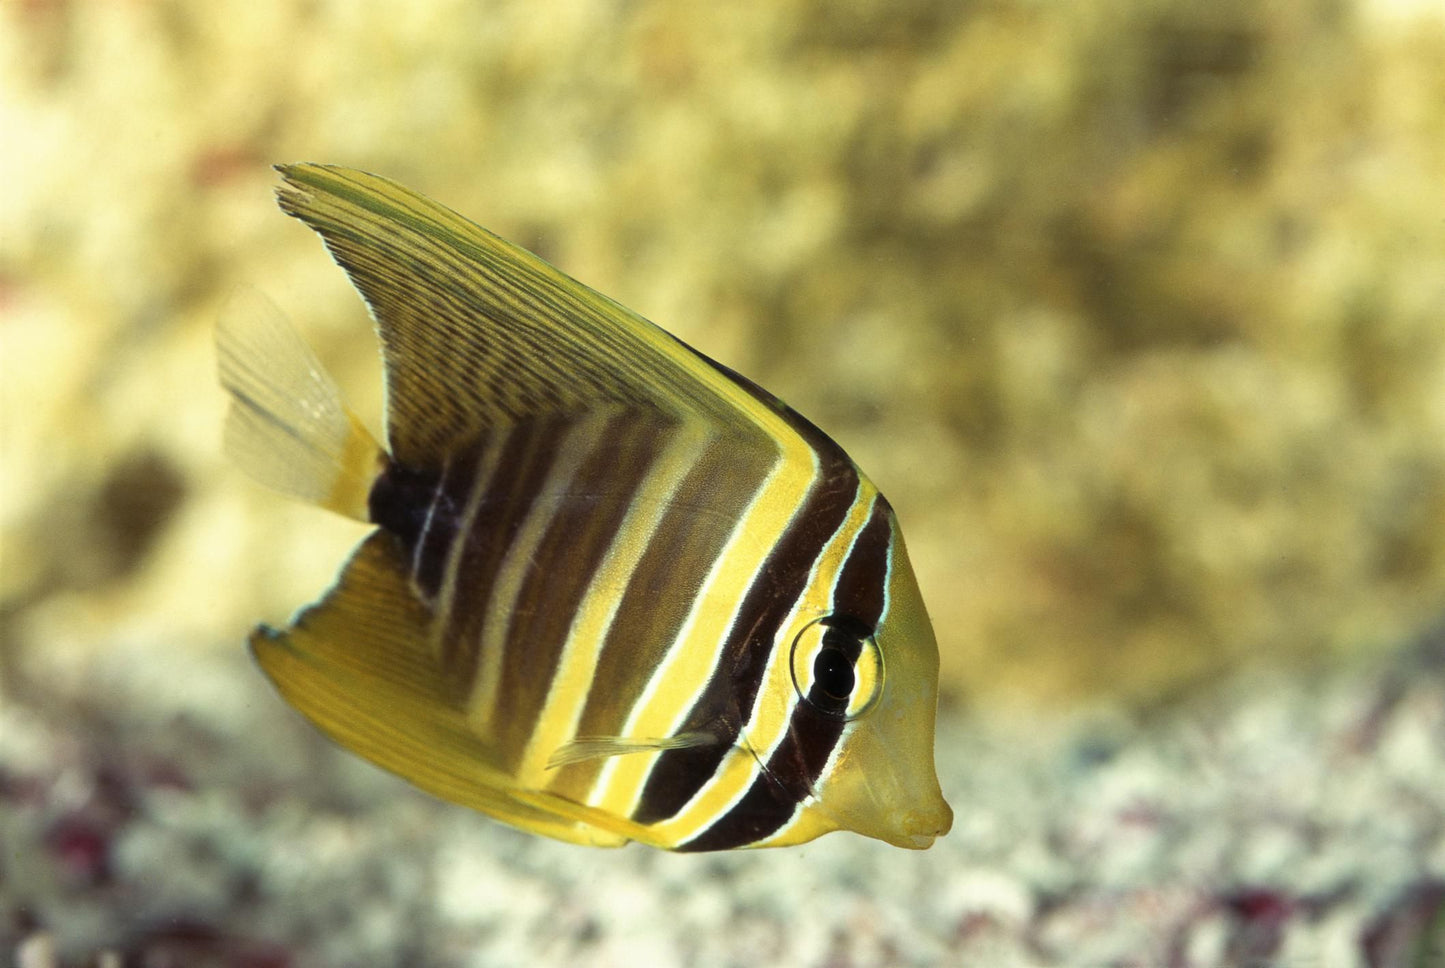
{"left": 3, "top": 1, "right": 1444, "bottom": 965}
{"left": 6, "top": 0, "right": 1445, "bottom": 706}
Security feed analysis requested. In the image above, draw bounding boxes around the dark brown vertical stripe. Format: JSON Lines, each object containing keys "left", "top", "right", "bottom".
{"left": 632, "top": 454, "right": 860, "bottom": 825}
{"left": 490, "top": 415, "right": 666, "bottom": 769}
{"left": 826, "top": 502, "right": 891, "bottom": 634}
{"left": 436, "top": 419, "right": 572, "bottom": 691}
{"left": 675, "top": 710, "right": 842, "bottom": 852}
{"left": 544, "top": 433, "right": 771, "bottom": 802}
{"left": 677, "top": 506, "right": 895, "bottom": 851}
{"left": 412, "top": 446, "right": 483, "bottom": 599}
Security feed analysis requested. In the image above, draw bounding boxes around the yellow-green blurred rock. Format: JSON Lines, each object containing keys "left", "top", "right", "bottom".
{"left": 2, "top": 0, "right": 1443, "bottom": 710}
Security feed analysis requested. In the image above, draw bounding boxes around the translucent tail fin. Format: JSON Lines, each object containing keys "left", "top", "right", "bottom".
{"left": 216, "top": 285, "right": 384, "bottom": 521}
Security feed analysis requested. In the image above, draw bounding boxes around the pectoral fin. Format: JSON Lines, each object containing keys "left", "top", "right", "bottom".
{"left": 546, "top": 731, "right": 720, "bottom": 770}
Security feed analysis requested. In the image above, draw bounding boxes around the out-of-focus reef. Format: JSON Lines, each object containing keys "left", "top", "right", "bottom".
{"left": 3, "top": 0, "right": 1444, "bottom": 708}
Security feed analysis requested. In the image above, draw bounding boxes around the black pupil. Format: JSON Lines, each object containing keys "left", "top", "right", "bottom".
{"left": 813, "top": 647, "right": 855, "bottom": 701}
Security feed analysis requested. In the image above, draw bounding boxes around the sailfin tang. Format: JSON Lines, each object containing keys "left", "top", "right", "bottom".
{"left": 216, "top": 284, "right": 382, "bottom": 520}
{"left": 251, "top": 531, "right": 627, "bottom": 847}
{"left": 273, "top": 164, "right": 741, "bottom": 467}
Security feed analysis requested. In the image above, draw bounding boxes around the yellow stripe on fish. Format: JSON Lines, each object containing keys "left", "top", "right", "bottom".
{"left": 217, "top": 164, "right": 952, "bottom": 850}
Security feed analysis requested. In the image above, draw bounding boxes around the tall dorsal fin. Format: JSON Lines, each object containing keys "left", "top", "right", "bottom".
{"left": 274, "top": 164, "right": 740, "bottom": 467}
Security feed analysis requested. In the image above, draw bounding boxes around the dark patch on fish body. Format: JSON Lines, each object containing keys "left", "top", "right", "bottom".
{"left": 367, "top": 459, "right": 447, "bottom": 596}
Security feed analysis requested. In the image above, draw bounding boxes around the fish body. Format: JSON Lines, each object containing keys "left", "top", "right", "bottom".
{"left": 218, "top": 164, "right": 951, "bottom": 850}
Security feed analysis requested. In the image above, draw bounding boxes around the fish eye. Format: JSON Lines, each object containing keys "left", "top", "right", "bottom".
{"left": 813, "top": 646, "right": 854, "bottom": 701}
{"left": 789, "top": 615, "right": 884, "bottom": 720}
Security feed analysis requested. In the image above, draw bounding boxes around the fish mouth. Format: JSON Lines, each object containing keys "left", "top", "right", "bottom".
{"left": 864, "top": 803, "right": 953, "bottom": 850}
{"left": 874, "top": 826, "right": 944, "bottom": 850}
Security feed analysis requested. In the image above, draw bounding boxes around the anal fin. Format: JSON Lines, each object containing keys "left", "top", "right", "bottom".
{"left": 250, "top": 530, "right": 627, "bottom": 847}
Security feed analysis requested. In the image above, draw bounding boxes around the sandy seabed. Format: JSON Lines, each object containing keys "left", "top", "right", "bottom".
{"left": 3, "top": 621, "right": 1444, "bottom": 967}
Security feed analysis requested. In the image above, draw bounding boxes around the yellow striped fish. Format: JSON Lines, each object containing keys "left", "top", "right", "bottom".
{"left": 218, "top": 164, "right": 951, "bottom": 850}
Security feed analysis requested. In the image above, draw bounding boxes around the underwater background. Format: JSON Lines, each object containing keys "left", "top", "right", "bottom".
{"left": 3, "top": 0, "right": 1444, "bottom": 964}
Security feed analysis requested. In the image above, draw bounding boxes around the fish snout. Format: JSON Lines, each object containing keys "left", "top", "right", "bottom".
{"left": 818, "top": 720, "right": 953, "bottom": 849}
{"left": 896, "top": 800, "right": 954, "bottom": 849}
